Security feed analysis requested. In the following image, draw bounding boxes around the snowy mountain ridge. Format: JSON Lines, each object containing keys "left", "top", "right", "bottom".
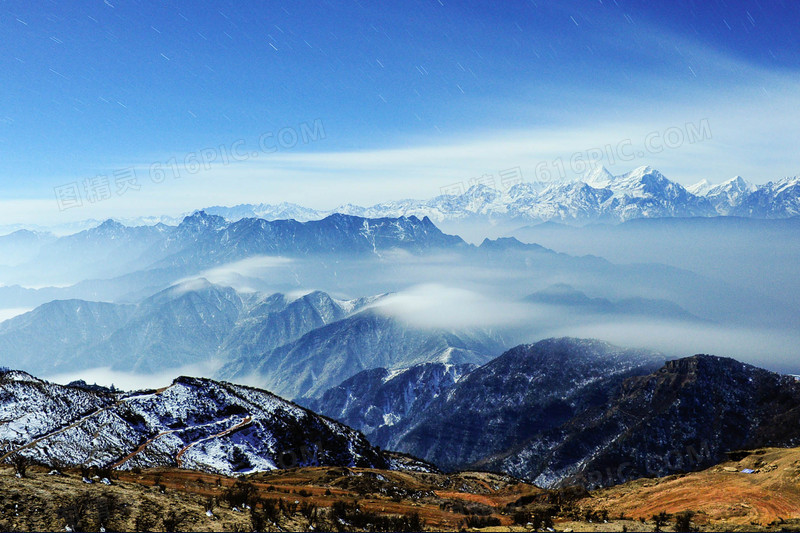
{"left": 7, "top": 166, "right": 799, "bottom": 238}
{"left": 0, "top": 368, "right": 421, "bottom": 476}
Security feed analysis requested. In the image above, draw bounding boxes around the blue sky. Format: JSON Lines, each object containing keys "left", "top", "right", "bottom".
{"left": 1, "top": 0, "right": 799, "bottom": 223}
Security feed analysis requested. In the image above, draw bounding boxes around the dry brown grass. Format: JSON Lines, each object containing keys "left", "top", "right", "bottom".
{"left": 3, "top": 448, "right": 800, "bottom": 531}
{"left": 574, "top": 447, "right": 800, "bottom": 531}
{"left": 0, "top": 463, "right": 536, "bottom": 531}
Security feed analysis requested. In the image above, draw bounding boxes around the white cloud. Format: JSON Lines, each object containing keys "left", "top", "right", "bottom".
{"left": 170, "top": 256, "right": 295, "bottom": 293}
{"left": 44, "top": 359, "right": 224, "bottom": 391}
{"left": 0, "top": 307, "right": 32, "bottom": 323}
{"left": 19, "top": 96, "right": 796, "bottom": 229}
{"left": 368, "top": 283, "right": 542, "bottom": 329}
{"left": 543, "top": 318, "right": 800, "bottom": 373}
{"left": 7, "top": 27, "right": 799, "bottom": 229}
{"left": 199, "top": 256, "right": 293, "bottom": 284}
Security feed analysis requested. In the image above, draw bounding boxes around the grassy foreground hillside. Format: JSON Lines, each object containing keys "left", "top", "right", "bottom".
{"left": 0, "top": 460, "right": 538, "bottom": 531}
{"left": 570, "top": 447, "right": 800, "bottom": 532}
{"left": 2, "top": 448, "right": 800, "bottom": 531}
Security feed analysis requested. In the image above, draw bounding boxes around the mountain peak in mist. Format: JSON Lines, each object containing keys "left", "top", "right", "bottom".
{"left": 183, "top": 210, "right": 227, "bottom": 229}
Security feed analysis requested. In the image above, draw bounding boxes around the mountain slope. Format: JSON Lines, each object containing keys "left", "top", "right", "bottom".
{"left": 0, "top": 229, "right": 55, "bottom": 267}
{"left": 601, "top": 166, "right": 715, "bottom": 220}
{"left": 21, "top": 220, "right": 173, "bottom": 284}
{"left": 704, "top": 176, "right": 757, "bottom": 214}
{"left": 731, "top": 176, "right": 800, "bottom": 218}
{"left": 84, "top": 280, "right": 245, "bottom": 373}
{"left": 218, "top": 290, "right": 382, "bottom": 365}
{"left": 494, "top": 354, "right": 800, "bottom": 488}
{"left": 579, "top": 446, "right": 800, "bottom": 529}
{"left": 391, "top": 338, "right": 663, "bottom": 472}
{"left": 0, "top": 283, "right": 387, "bottom": 377}
{"left": 0, "top": 370, "right": 391, "bottom": 476}
{"left": 0, "top": 300, "right": 135, "bottom": 373}
{"left": 301, "top": 362, "right": 476, "bottom": 448}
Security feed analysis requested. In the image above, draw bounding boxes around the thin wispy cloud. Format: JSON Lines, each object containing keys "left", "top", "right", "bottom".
{"left": 15, "top": 76, "right": 798, "bottom": 228}
{"left": 3, "top": 2, "right": 798, "bottom": 226}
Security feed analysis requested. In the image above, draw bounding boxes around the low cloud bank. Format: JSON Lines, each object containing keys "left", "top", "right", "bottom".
{"left": 44, "top": 359, "right": 223, "bottom": 392}
{"left": 368, "top": 283, "right": 544, "bottom": 329}
{"left": 544, "top": 319, "right": 800, "bottom": 374}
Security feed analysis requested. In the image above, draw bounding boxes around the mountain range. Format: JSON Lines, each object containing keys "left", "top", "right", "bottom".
{"left": 324, "top": 165, "right": 800, "bottom": 224}
{"left": 0, "top": 281, "right": 506, "bottom": 398}
{"left": 1, "top": 212, "right": 465, "bottom": 285}
{"left": 199, "top": 165, "right": 800, "bottom": 224}
{"left": 1, "top": 211, "right": 787, "bottom": 395}
{"left": 0, "top": 212, "right": 470, "bottom": 306}
{"left": 3, "top": 166, "right": 799, "bottom": 244}
{"left": 1, "top": 192, "right": 798, "bottom": 496}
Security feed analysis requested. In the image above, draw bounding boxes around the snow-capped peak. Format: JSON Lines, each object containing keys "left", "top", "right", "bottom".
{"left": 712, "top": 176, "right": 756, "bottom": 194}
{"left": 687, "top": 179, "right": 713, "bottom": 196}
{"left": 462, "top": 183, "right": 502, "bottom": 200}
{"left": 582, "top": 165, "right": 615, "bottom": 188}
{"left": 623, "top": 165, "right": 660, "bottom": 180}
{"left": 773, "top": 175, "right": 800, "bottom": 194}
{"left": 608, "top": 166, "right": 673, "bottom": 198}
